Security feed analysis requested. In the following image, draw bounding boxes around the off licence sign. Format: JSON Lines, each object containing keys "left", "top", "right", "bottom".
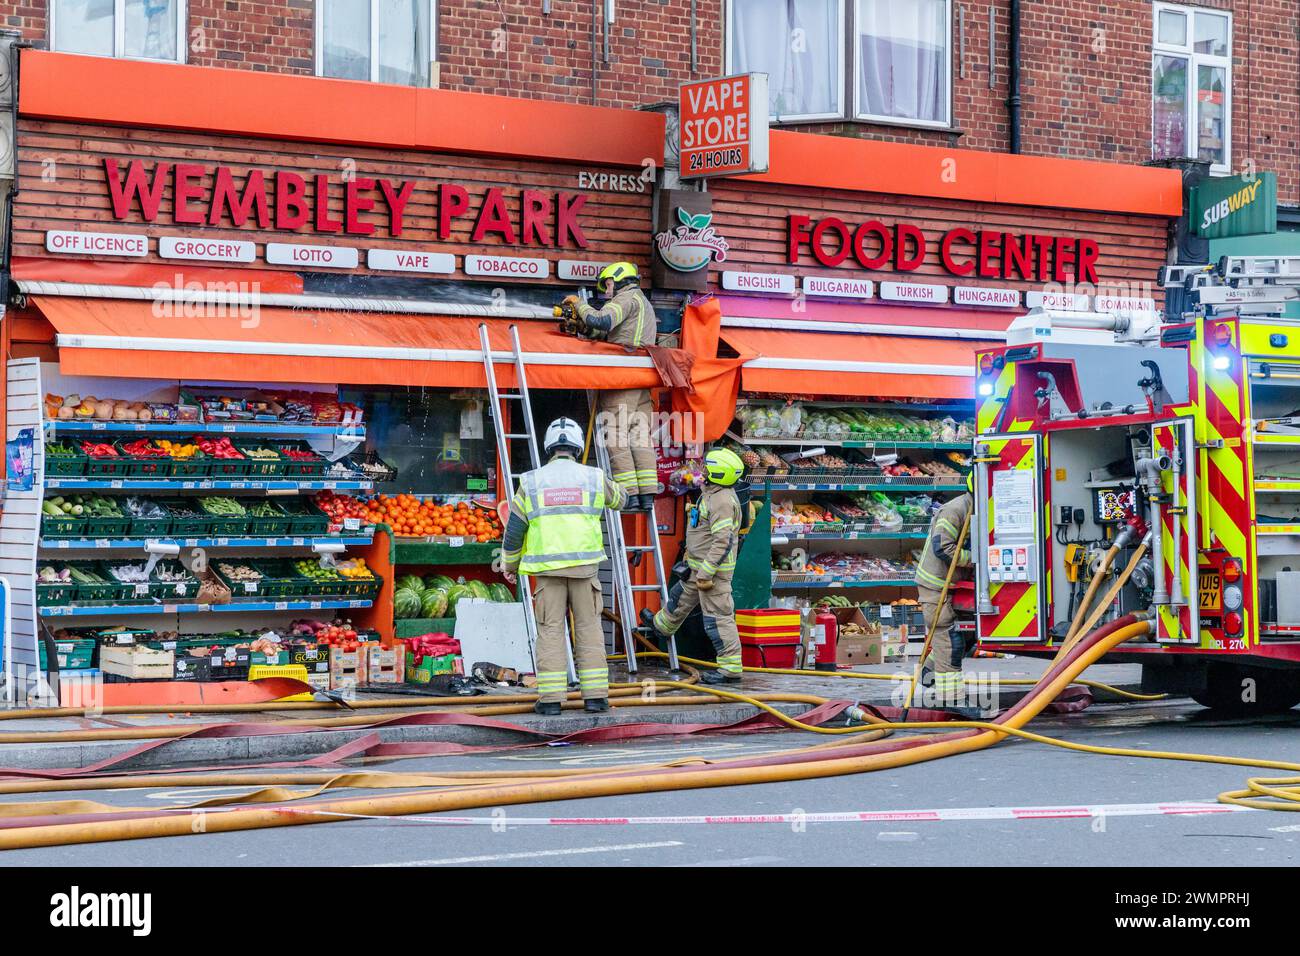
{"left": 679, "top": 73, "right": 769, "bottom": 179}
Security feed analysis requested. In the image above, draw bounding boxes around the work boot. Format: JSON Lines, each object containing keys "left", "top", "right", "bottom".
{"left": 918, "top": 662, "right": 935, "bottom": 688}
{"left": 640, "top": 607, "right": 669, "bottom": 641}
{"left": 940, "top": 704, "right": 990, "bottom": 721}
{"left": 533, "top": 701, "right": 562, "bottom": 716}
{"left": 628, "top": 494, "right": 653, "bottom": 513}
{"left": 583, "top": 698, "right": 610, "bottom": 713}
{"left": 700, "top": 669, "right": 742, "bottom": 685}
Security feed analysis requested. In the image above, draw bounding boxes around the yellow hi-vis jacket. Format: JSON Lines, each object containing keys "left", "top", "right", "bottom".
{"left": 508, "top": 458, "right": 613, "bottom": 575}
{"left": 914, "top": 492, "right": 973, "bottom": 593}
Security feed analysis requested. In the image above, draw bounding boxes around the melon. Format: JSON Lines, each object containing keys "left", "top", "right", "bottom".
{"left": 424, "top": 574, "right": 455, "bottom": 591}
{"left": 394, "top": 588, "right": 423, "bottom": 620}
{"left": 397, "top": 574, "right": 426, "bottom": 594}
{"left": 465, "top": 579, "right": 491, "bottom": 600}
{"left": 445, "top": 584, "right": 471, "bottom": 617}
{"left": 487, "top": 583, "right": 514, "bottom": 603}
{"left": 420, "top": 588, "right": 448, "bottom": 619}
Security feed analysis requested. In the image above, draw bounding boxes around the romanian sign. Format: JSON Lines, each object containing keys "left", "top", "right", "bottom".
{"left": 1192, "top": 172, "right": 1277, "bottom": 239}
{"left": 678, "top": 73, "right": 770, "bottom": 179}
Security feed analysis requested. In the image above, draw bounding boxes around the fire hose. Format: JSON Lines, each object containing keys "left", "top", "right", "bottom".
{"left": 3, "top": 612, "right": 1299, "bottom": 849}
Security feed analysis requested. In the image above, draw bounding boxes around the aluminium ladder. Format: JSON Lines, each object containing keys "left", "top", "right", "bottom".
{"left": 478, "top": 323, "right": 571, "bottom": 679}
{"left": 587, "top": 393, "right": 681, "bottom": 674}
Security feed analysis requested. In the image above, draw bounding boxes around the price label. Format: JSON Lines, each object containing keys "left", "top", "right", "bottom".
{"left": 243, "top": 582, "right": 257, "bottom": 593}
{"left": 199, "top": 481, "right": 213, "bottom": 489}
{"left": 274, "top": 601, "right": 288, "bottom": 610}
{"left": 95, "top": 539, "right": 110, "bottom": 549}
{"left": 323, "top": 481, "right": 337, "bottom": 489}
{"left": 92, "top": 422, "right": 106, "bottom": 431}
{"left": 292, "top": 538, "right": 305, "bottom": 546}
{"left": 343, "top": 517, "right": 361, "bottom": 531}
{"left": 222, "top": 425, "right": 236, "bottom": 432}
{"left": 163, "top": 604, "right": 178, "bottom": 613}
{"left": 880, "top": 605, "right": 893, "bottom": 619}
{"left": 231, "top": 482, "right": 247, "bottom": 490}
{"left": 176, "top": 584, "right": 188, "bottom": 597}
{"left": 110, "top": 480, "right": 123, "bottom": 489}
{"left": 309, "top": 601, "right": 322, "bottom": 609}
{"left": 134, "top": 583, "right": 149, "bottom": 597}
{"left": 449, "top": 536, "right": 465, "bottom": 547}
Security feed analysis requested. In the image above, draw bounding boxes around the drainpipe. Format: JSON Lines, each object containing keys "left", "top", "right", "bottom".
{"left": 1007, "top": 0, "right": 1021, "bottom": 153}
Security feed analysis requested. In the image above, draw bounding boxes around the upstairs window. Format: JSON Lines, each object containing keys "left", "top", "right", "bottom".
{"left": 1152, "top": 2, "right": 1231, "bottom": 171}
{"left": 856, "top": 0, "right": 950, "bottom": 126}
{"left": 53, "top": 0, "right": 185, "bottom": 61}
{"left": 727, "top": 0, "right": 845, "bottom": 121}
{"left": 318, "top": 0, "right": 434, "bottom": 87}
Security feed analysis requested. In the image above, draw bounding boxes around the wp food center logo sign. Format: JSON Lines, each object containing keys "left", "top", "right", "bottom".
{"left": 655, "top": 207, "right": 729, "bottom": 273}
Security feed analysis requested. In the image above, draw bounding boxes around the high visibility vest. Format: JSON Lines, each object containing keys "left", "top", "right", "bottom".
{"left": 516, "top": 459, "right": 608, "bottom": 575}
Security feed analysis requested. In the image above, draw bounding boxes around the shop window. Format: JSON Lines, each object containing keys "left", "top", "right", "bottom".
{"left": 52, "top": 0, "right": 185, "bottom": 62}
{"left": 317, "top": 0, "right": 434, "bottom": 87}
{"left": 854, "top": 0, "right": 950, "bottom": 127}
{"left": 726, "top": 0, "right": 845, "bottom": 121}
{"left": 342, "top": 388, "right": 496, "bottom": 497}
{"left": 1152, "top": 2, "right": 1231, "bottom": 172}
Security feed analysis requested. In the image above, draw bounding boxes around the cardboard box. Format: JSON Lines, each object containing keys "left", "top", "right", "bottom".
{"left": 837, "top": 634, "right": 883, "bottom": 666}
{"left": 881, "top": 624, "right": 910, "bottom": 663}
{"left": 329, "top": 646, "right": 362, "bottom": 691}
{"left": 405, "top": 651, "right": 460, "bottom": 685}
{"left": 365, "top": 644, "right": 402, "bottom": 684}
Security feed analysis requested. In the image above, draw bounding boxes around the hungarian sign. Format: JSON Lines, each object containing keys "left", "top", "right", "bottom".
{"left": 1193, "top": 172, "right": 1277, "bottom": 239}
{"left": 678, "top": 73, "right": 769, "bottom": 179}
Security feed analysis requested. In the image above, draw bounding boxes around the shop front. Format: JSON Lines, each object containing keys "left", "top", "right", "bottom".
{"left": 2, "top": 50, "right": 672, "bottom": 702}
{"left": 668, "top": 132, "right": 1182, "bottom": 660}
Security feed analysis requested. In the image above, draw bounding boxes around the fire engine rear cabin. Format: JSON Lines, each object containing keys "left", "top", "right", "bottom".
{"left": 973, "top": 256, "right": 1300, "bottom": 713}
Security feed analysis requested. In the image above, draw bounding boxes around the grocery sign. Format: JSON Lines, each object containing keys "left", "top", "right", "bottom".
{"left": 678, "top": 73, "right": 769, "bottom": 180}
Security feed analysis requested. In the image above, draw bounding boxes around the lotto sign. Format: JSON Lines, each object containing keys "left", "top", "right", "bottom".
{"left": 679, "top": 73, "right": 769, "bottom": 179}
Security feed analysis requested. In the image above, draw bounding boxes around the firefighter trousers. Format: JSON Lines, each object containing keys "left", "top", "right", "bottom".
{"left": 652, "top": 575, "right": 743, "bottom": 677}
{"left": 531, "top": 574, "right": 609, "bottom": 704}
{"left": 919, "top": 585, "right": 964, "bottom": 702}
{"left": 597, "top": 388, "right": 658, "bottom": 496}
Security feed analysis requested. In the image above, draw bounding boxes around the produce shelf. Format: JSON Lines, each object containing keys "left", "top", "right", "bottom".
{"left": 726, "top": 430, "right": 970, "bottom": 450}
{"left": 770, "top": 575, "right": 916, "bottom": 590}
{"left": 763, "top": 480, "right": 966, "bottom": 492}
{"left": 39, "top": 599, "right": 374, "bottom": 617}
{"left": 47, "top": 420, "right": 365, "bottom": 437}
{"left": 771, "top": 530, "right": 929, "bottom": 542}
{"left": 394, "top": 617, "right": 457, "bottom": 639}
{"left": 390, "top": 537, "right": 501, "bottom": 566}
{"left": 46, "top": 477, "right": 372, "bottom": 491}
{"left": 40, "top": 535, "right": 374, "bottom": 550}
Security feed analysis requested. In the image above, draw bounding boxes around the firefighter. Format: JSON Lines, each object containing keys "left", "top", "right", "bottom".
{"left": 561, "top": 261, "right": 659, "bottom": 512}
{"left": 502, "top": 417, "right": 627, "bottom": 716}
{"left": 641, "top": 448, "right": 745, "bottom": 685}
{"left": 914, "top": 471, "right": 975, "bottom": 709}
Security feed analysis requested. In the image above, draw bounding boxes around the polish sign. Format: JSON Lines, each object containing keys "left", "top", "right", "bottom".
{"left": 679, "top": 73, "right": 770, "bottom": 179}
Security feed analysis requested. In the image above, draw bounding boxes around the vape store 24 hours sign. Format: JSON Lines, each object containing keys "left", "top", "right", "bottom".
{"left": 678, "top": 74, "right": 770, "bottom": 180}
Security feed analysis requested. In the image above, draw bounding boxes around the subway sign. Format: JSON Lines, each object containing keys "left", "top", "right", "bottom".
{"left": 1193, "top": 172, "right": 1277, "bottom": 240}
{"left": 787, "top": 215, "right": 1101, "bottom": 284}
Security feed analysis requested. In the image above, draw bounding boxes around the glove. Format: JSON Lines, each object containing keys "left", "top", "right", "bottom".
{"left": 503, "top": 570, "right": 518, "bottom": 585}
{"left": 561, "top": 294, "right": 582, "bottom": 311}
{"left": 695, "top": 576, "right": 714, "bottom": 591}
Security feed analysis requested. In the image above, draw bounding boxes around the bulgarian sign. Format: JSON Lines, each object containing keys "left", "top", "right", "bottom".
{"left": 678, "top": 73, "right": 769, "bottom": 179}
{"left": 1193, "top": 172, "right": 1277, "bottom": 239}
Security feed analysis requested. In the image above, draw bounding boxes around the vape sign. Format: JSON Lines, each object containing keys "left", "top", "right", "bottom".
{"left": 679, "top": 73, "right": 770, "bottom": 179}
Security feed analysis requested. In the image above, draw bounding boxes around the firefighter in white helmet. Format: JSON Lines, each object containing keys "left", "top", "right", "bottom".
{"left": 502, "top": 417, "right": 627, "bottom": 715}
{"left": 560, "top": 261, "right": 660, "bottom": 512}
{"left": 642, "top": 448, "right": 745, "bottom": 685}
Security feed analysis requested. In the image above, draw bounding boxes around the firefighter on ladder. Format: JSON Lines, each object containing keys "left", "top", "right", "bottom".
{"left": 641, "top": 448, "right": 745, "bottom": 685}
{"left": 502, "top": 418, "right": 628, "bottom": 716}
{"left": 560, "top": 261, "right": 659, "bottom": 512}
{"left": 913, "top": 471, "right": 975, "bottom": 710}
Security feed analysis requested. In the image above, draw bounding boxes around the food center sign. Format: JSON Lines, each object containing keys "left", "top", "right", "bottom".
{"left": 679, "top": 74, "right": 769, "bottom": 179}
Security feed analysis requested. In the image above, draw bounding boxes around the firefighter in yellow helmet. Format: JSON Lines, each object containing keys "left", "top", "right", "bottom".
{"left": 560, "top": 261, "right": 659, "bottom": 512}
{"left": 642, "top": 448, "right": 745, "bottom": 685}
{"left": 914, "top": 470, "right": 975, "bottom": 713}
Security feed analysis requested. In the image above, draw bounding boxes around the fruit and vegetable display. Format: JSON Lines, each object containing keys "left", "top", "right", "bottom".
{"left": 79, "top": 441, "right": 120, "bottom": 458}
{"left": 734, "top": 402, "right": 974, "bottom": 444}
{"left": 42, "top": 494, "right": 121, "bottom": 518}
{"left": 46, "top": 441, "right": 80, "bottom": 460}
{"left": 773, "top": 552, "right": 914, "bottom": 580}
{"left": 363, "top": 495, "right": 503, "bottom": 540}
{"left": 119, "top": 439, "right": 168, "bottom": 459}
{"left": 198, "top": 496, "right": 247, "bottom": 517}
{"left": 44, "top": 393, "right": 179, "bottom": 422}
{"left": 154, "top": 439, "right": 202, "bottom": 459}
{"left": 217, "top": 562, "right": 261, "bottom": 583}
{"left": 193, "top": 437, "right": 244, "bottom": 460}
{"left": 105, "top": 562, "right": 150, "bottom": 583}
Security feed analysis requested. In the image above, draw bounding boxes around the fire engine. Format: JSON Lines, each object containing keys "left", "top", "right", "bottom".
{"left": 972, "top": 256, "right": 1300, "bottom": 712}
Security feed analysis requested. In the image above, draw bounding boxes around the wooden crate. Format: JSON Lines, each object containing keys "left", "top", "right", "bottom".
{"left": 100, "top": 645, "right": 175, "bottom": 680}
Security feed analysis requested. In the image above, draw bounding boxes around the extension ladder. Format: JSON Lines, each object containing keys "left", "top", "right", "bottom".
{"left": 588, "top": 393, "right": 680, "bottom": 674}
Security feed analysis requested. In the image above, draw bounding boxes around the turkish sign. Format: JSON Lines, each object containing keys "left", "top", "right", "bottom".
{"left": 787, "top": 215, "right": 1101, "bottom": 284}
{"left": 679, "top": 73, "right": 770, "bottom": 179}
{"left": 1193, "top": 172, "right": 1277, "bottom": 239}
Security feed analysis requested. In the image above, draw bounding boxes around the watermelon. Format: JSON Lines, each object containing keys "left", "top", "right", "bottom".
{"left": 420, "top": 587, "right": 448, "bottom": 619}
{"left": 487, "top": 582, "right": 515, "bottom": 603}
{"left": 394, "top": 588, "right": 423, "bottom": 620}
{"left": 465, "top": 579, "right": 491, "bottom": 600}
{"left": 445, "top": 584, "right": 471, "bottom": 616}
{"left": 397, "top": 574, "right": 426, "bottom": 594}
{"left": 424, "top": 574, "right": 455, "bottom": 591}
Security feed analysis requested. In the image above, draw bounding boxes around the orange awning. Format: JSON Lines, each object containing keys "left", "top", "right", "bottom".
{"left": 721, "top": 327, "right": 994, "bottom": 400}
{"left": 31, "top": 296, "right": 660, "bottom": 391}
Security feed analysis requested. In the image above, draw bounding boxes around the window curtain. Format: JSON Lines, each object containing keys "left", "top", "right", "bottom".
{"left": 730, "top": 0, "right": 840, "bottom": 118}
{"left": 857, "top": 0, "right": 947, "bottom": 123}
{"left": 379, "top": 0, "right": 430, "bottom": 87}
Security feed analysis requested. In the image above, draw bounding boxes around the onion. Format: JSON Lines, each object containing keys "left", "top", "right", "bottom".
{"left": 94, "top": 401, "right": 114, "bottom": 419}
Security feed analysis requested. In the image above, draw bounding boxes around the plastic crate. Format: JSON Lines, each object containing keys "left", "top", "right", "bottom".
{"left": 234, "top": 442, "right": 284, "bottom": 477}
{"left": 83, "top": 513, "right": 132, "bottom": 537}
{"left": 202, "top": 512, "right": 251, "bottom": 537}
{"left": 166, "top": 454, "right": 212, "bottom": 478}
{"left": 277, "top": 500, "right": 330, "bottom": 536}
{"left": 66, "top": 562, "right": 134, "bottom": 603}
{"left": 43, "top": 443, "right": 86, "bottom": 477}
{"left": 125, "top": 499, "right": 173, "bottom": 539}
{"left": 206, "top": 449, "right": 253, "bottom": 478}
{"left": 273, "top": 441, "right": 328, "bottom": 477}
{"left": 245, "top": 502, "right": 292, "bottom": 537}
{"left": 100, "top": 563, "right": 157, "bottom": 603}
{"left": 337, "top": 572, "right": 382, "bottom": 601}
{"left": 35, "top": 577, "right": 76, "bottom": 607}
{"left": 214, "top": 561, "right": 267, "bottom": 599}
{"left": 38, "top": 637, "right": 97, "bottom": 671}
{"left": 150, "top": 560, "right": 198, "bottom": 601}
{"left": 114, "top": 441, "right": 173, "bottom": 478}
{"left": 248, "top": 663, "right": 314, "bottom": 700}
{"left": 157, "top": 500, "right": 214, "bottom": 537}
{"left": 40, "top": 510, "right": 86, "bottom": 539}
{"left": 80, "top": 446, "right": 129, "bottom": 477}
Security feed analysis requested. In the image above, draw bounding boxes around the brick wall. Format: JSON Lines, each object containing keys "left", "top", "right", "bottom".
{"left": 5, "top": 0, "right": 1298, "bottom": 202}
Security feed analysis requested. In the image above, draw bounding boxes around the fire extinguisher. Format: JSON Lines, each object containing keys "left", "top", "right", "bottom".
{"left": 813, "top": 608, "right": 838, "bottom": 671}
